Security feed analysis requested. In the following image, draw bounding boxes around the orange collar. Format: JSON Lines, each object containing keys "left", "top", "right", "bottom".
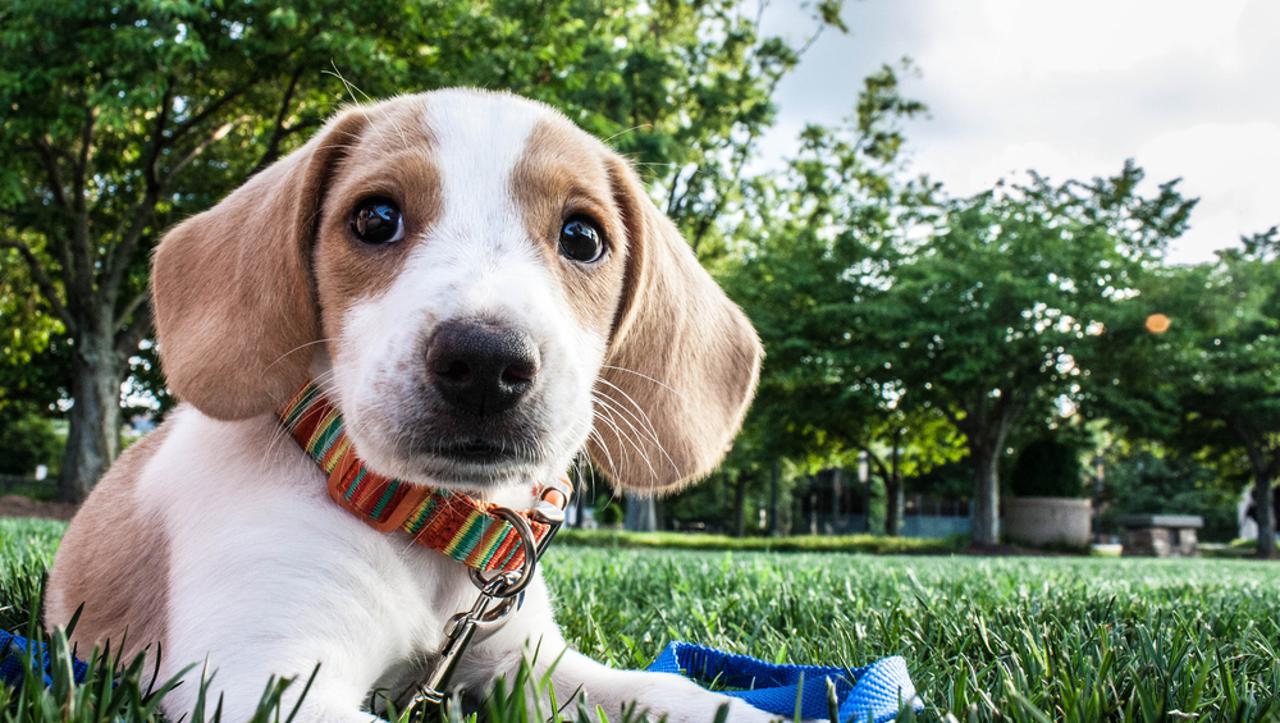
{"left": 278, "top": 382, "right": 571, "bottom": 574}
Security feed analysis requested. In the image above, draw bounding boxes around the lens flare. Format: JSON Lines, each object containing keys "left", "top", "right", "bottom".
{"left": 1144, "top": 313, "right": 1171, "bottom": 334}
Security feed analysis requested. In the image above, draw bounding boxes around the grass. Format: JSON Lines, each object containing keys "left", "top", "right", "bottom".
{"left": 1, "top": 518, "right": 1278, "bottom": 721}
{"left": 555, "top": 529, "right": 965, "bottom": 555}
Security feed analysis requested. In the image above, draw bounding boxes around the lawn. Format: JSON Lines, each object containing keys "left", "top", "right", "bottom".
{"left": 0, "top": 518, "right": 1277, "bottom": 721}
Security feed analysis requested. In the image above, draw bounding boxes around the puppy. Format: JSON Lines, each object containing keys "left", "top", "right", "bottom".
{"left": 44, "top": 89, "right": 765, "bottom": 721}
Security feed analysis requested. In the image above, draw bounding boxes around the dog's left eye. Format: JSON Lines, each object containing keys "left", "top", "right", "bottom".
{"left": 351, "top": 197, "right": 404, "bottom": 245}
{"left": 559, "top": 217, "right": 605, "bottom": 263}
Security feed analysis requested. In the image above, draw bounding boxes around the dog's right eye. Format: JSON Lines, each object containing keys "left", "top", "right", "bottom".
{"left": 350, "top": 198, "right": 404, "bottom": 245}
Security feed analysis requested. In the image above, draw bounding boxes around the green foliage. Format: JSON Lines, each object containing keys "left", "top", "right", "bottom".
{"left": 595, "top": 497, "right": 623, "bottom": 527}
{"left": 724, "top": 61, "right": 927, "bottom": 465}
{"left": 705, "top": 62, "right": 943, "bottom": 533}
{"left": 863, "top": 164, "right": 1194, "bottom": 543}
{"left": 1010, "top": 439, "right": 1084, "bottom": 498}
{"left": 0, "top": 415, "right": 61, "bottom": 477}
{"left": 3, "top": 520, "right": 1280, "bottom": 721}
{"left": 0, "top": 249, "right": 66, "bottom": 417}
{"left": 0, "top": 0, "right": 844, "bottom": 498}
{"left": 722, "top": 125, "right": 1196, "bottom": 543}
{"left": 1098, "top": 445, "right": 1241, "bottom": 542}
{"left": 1086, "top": 228, "right": 1280, "bottom": 555}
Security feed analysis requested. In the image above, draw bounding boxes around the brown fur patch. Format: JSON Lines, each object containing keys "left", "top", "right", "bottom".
{"left": 586, "top": 155, "right": 764, "bottom": 493}
{"left": 315, "top": 145, "right": 443, "bottom": 340}
{"left": 152, "top": 97, "right": 451, "bottom": 419}
{"left": 44, "top": 425, "right": 172, "bottom": 663}
{"left": 510, "top": 115, "right": 763, "bottom": 492}
{"left": 511, "top": 118, "right": 628, "bottom": 338}
{"left": 152, "top": 109, "right": 372, "bottom": 419}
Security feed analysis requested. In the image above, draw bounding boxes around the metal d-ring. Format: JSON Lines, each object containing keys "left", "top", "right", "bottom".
{"left": 467, "top": 506, "right": 538, "bottom": 600}
{"left": 410, "top": 490, "right": 572, "bottom": 712}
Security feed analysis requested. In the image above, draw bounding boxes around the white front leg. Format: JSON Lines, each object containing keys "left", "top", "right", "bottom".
{"left": 457, "top": 575, "right": 784, "bottom": 723}
{"left": 543, "top": 648, "right": 784, "bottom": 723}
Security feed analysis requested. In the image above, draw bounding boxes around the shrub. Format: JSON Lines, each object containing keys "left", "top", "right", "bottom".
{"left": 0, "top": 413, "right": 61, "bottom": 477}
{"left": 1011, "top": 438, "right": 1084, "bottom": 498}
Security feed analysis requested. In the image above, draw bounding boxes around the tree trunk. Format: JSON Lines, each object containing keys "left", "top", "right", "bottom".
{"left": 732, "top": 473, "right": 748, "bottom": 537}
{"left": 884, "top": 433, "right": 903, "bottom": 537}
{"left": 623, "top": 494, "right": 657, "bottom": 532}
{"left": 59, "top": 331, "right": 122, "bottom": 503}
{"left": 1252, "top": 474, "right": 1276, "bottom": 560}
{"left": 831, "top": 468, "right": 843, "bottom": 534}
{"left": 970, "top": 443, "right": 1000, "bottom": 547}
{"left": 768, "top": 460, "right": 780, "bottom": 536}
{"left": 572, "top": 474, "right": 586, "bottom": 528}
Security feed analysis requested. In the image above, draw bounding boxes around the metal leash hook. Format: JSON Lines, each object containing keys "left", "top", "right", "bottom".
{"left": 410, "top": 479, "right": 572, "bottom": 710}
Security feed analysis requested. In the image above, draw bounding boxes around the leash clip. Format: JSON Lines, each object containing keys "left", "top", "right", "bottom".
{"left": 410, "top": 480, "right": 572, "bottom": 710}
{"left": 409, "top": 571, "right": 522, "bottom": 706}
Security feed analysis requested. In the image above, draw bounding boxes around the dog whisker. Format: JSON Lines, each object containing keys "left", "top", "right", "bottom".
{"left": 592, "top": 401, "right": 660, "bottom": 485}
{"left": 592, "top": 379, "right": 678, "bottom": 475}
{"left": 592, "top": 389, "right": 679, "bottom": 481}
{"left": 599, "top": 364, "right": 689, "bottom": 403}
{"left": 263, "top": 338, "right": 338, "bottom": 374}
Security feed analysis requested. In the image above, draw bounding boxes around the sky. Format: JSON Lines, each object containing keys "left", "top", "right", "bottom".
{"left": 757, "top": 0, "right": 1280, "bottom": 263}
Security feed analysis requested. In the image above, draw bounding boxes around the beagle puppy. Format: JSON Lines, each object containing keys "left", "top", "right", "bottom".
{"left": 44, "top": 89, "right": 765, "bottom": 721}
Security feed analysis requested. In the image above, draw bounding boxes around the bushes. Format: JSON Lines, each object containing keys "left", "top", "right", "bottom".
{"left": 0, "top": 414, "right": 60, "bottom": 478}
{"left": 1099, "top": 449, "right": 1240, "bottom": 542}
{"left": 1011, "top": 439, "right": 1084, "bottom": 498}
{"left": 556, "top": 528, "right": 963, "bottom": 555}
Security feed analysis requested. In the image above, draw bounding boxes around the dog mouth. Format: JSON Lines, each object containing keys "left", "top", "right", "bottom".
{"left": 408, "top": 438, "right": 541, "bottom": 489}
{"left": 431, "top": 439, "right": 518, "bottom": 463}
{"left": 373, "top": 403, "right": 553, "bottom": 486}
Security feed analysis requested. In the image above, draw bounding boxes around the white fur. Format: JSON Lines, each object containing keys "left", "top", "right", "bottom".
{"left": 334, "top": 91, "right": 599, "bottom": 493}
{"left": 137, "top": 408, "right": 777, "bottom": 721}
{"left": 124, "top": 90, "right": 780, "bottom": 721}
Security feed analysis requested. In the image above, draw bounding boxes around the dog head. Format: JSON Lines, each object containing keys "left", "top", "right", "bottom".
{"left": 152, "top": 89, "right": 761, "bottom": 494}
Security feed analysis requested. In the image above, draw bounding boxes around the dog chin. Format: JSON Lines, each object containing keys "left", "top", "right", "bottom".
{"left": 406, "top": 455, "right": 541, "bottom": 493}
{"left": 350, "top": 436, "right": 545, "bottom": 494}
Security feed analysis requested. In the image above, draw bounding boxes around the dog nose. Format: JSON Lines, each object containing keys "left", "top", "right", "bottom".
{"left": 427, "top": 320, "right": 540, "bottom": 416}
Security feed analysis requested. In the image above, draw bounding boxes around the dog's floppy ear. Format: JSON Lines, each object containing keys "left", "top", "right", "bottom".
{"left": 152, "top": 109, "right": 368, "bottom": 420}
{"left": 590, "top": 156, "right": 763, "bottom": 492}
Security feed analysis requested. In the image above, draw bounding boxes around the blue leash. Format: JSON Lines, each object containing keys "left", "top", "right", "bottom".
{"left": 648, "top": 641, "right": 921, "bottom": 722}
{"left": 0, "top": 629, "right": 920, "bottom": 721}
{"left": 0, "top": 629, "right": 87, "bottom": 688}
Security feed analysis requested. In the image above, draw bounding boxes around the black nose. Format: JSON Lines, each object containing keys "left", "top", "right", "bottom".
{"left": 427, "top": 320, "right": 540, "bottom": 416}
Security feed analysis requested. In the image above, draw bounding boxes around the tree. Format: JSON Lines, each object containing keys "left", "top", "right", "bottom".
{"left": 860, "top": 407, "right": 965, "bottom": 535}
{"left": 0, "top": 0, "right": 442, "bottom": 499}
{"left": 0, "top": 0, "right": 842, "bottom": 501}
{"left": 721, "top": 62, "right": 929, "bottom": 513}
{"left": 1086, "top": 229, "right": 1280, "bottom": 558}
{"left": 869, "top": 164, "right": 1194, "bottom": 546}
{"left": 1095, "top": 441, "right": 1243, "bottom": 543}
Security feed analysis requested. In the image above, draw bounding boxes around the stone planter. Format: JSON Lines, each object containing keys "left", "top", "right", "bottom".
{"left": 1004, "top": 497, "right": 1091, "bottom": 548}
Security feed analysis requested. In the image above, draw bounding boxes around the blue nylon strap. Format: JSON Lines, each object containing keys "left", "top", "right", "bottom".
{"left": 0, "top": 630, "right": 88, "bottom": 688}
{"left": 647, "top": 641, "right": 922, "bottom": 722}
{"left": 1, "top": 628, "right": 920, "bottom": 723}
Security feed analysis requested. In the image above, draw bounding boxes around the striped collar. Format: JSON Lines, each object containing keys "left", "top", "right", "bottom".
{"left": 278, "top": 382, "right": 567, "bottom": 574}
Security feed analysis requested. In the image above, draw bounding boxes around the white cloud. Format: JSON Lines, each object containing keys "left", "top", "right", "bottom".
{"left": 758, "top": 0, "right": 1280, "bottom": 262}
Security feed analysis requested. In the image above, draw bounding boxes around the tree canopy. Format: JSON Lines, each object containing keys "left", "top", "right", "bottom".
{"left": 0, "top": 0, "right": 840, "bottom": 501}
{"left": 0, "top": 1, "right": 1275, "bottom": 556}
{"left": 1085, "top": 228, "right": 1280, "bottom": 557}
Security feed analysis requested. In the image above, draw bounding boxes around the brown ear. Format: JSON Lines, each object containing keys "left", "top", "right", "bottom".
{"left": 151, "top": 110, "right": 368, "bottom": 419}
{"left": 588, "top": 157, "right": 763, "bottom": 493}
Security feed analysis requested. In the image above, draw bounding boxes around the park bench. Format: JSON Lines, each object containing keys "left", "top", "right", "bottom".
{"left": 1117, "top": 514, "right": 1203, "bottom": 557}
